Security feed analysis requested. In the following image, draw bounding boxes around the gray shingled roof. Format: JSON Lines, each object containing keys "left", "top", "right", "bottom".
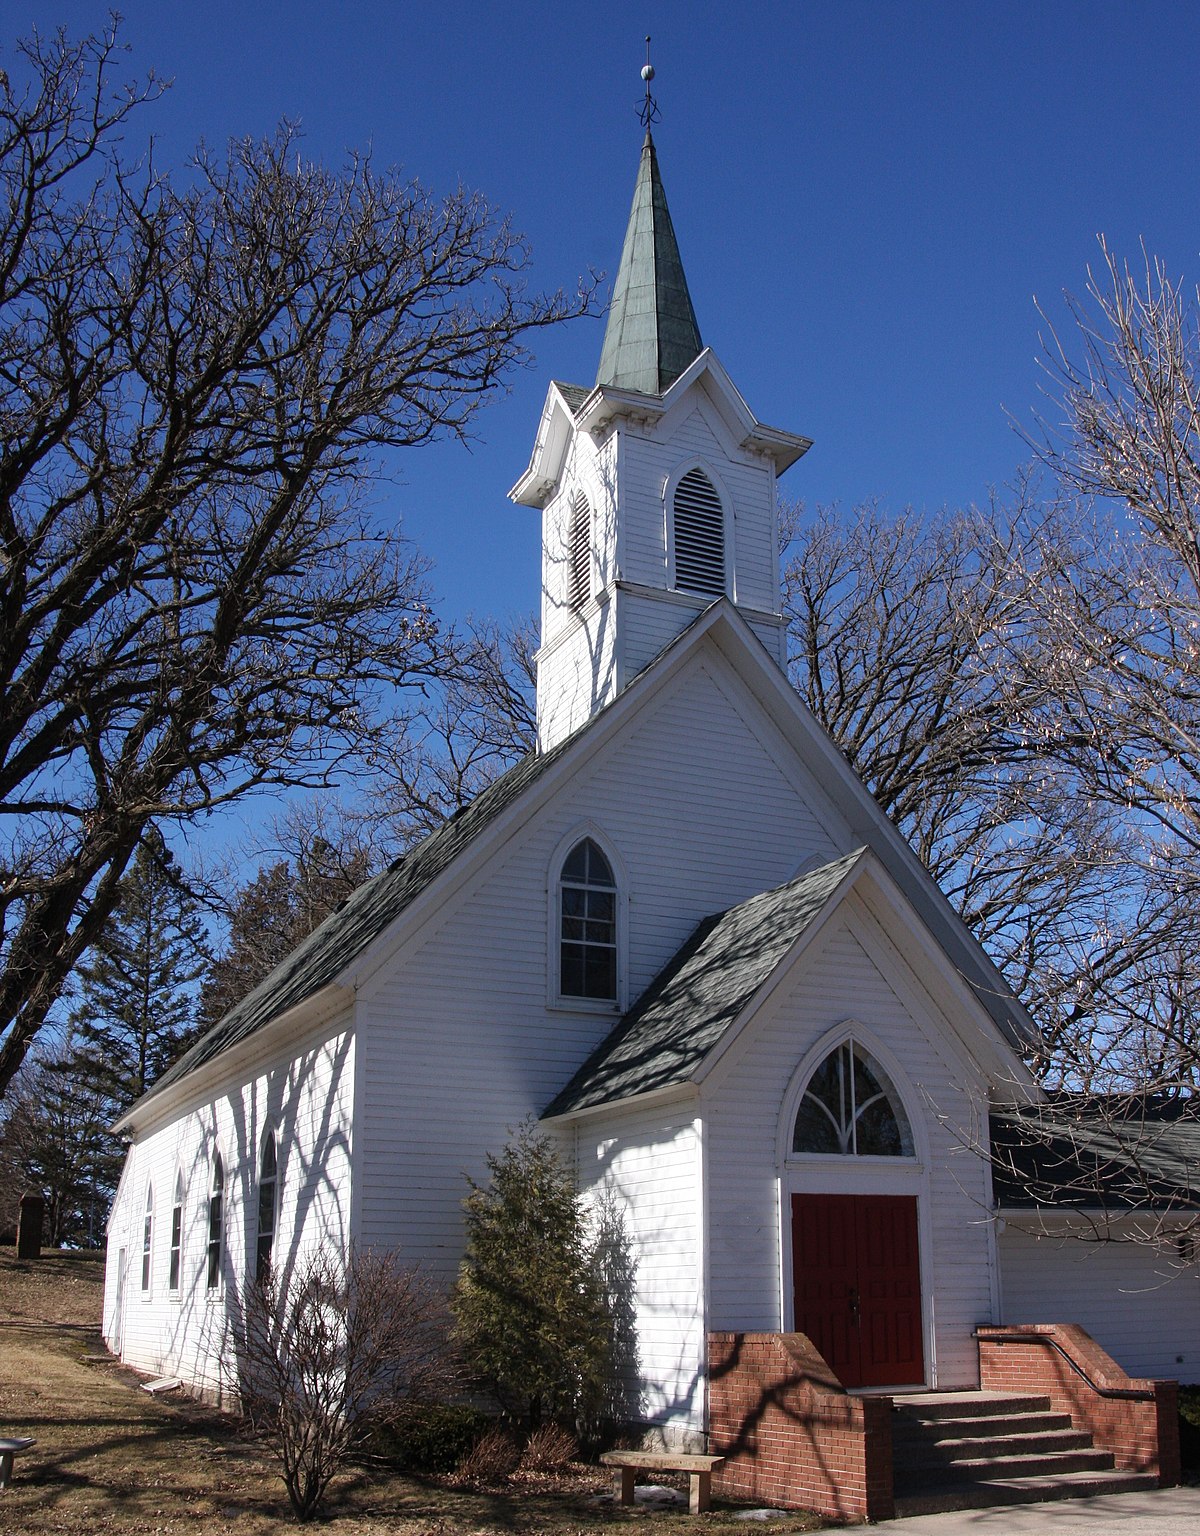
{"left": 142, "top": 745, "right": 566, "bottom": 1109}
{"left": 543, "top": 850, "right": 866, "bottom": 1118}
{"left": 554, "top": 381, "right": 589, "bottom": 414}
{"left": 595, "top": 130, "right": 703, "bottom": 395}
{"left": 990, "top": 1099, "right": 1200, "bottom": 1211}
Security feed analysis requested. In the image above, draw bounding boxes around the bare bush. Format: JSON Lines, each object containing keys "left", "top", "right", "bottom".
{"left": 454, "top": 1424, "right": 521, "bottom": 1484}
{"left": 520, "top": 1421, "right": 579, "bottom": 1471}
{"left": 229, "top": 1246, "right": 455, "bottom": 1520}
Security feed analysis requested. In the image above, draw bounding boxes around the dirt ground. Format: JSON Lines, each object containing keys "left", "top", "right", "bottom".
{"left": 0, "top": 1249, "right": 822, "bottom": 1534}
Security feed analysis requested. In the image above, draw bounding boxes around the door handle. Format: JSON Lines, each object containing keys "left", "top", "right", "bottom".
{"left": 849, "top": 1286, "right": 860, "bottom": 1327}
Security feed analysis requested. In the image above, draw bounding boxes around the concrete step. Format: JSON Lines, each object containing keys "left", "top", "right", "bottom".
{"left": 892, "top": 1469, "right": 1161, "bottom": 1516}
{"left": 893, "top": 1427, "right": 1095, "bottom": 1463}
{"left": 894, "top": 1411, "right": 1076, "bottom": 1443}
{"left": 891, "top": 1391, "right": 1053, "bottom": 1420}
{"left": 896, "top": 1447, "right": 1116, "bottom": 1485}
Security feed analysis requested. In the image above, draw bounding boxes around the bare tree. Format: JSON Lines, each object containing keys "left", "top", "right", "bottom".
{"left": 0, "top": 25, "right": 589, "bottom": 1095}
{"left": 230, "top": 1247, "right": 455, "bottom": 1521}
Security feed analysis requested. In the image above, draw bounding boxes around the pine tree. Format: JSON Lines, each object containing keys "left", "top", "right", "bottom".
{"left": 451, "top": 1122, "right": 614, "bottom": 1430}
{"left": 200, "top": 836, "right": 371, "bottom": 1031}
{"left": 68, "top": 830, "right": 209, "bottom": 1113}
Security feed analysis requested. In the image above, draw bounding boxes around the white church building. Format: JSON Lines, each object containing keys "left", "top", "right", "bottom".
{"left": 103, "top": 123, "right": 1192, "bottom": 1517}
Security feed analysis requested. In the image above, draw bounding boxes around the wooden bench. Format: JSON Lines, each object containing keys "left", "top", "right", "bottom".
{"left": 0, "top": 1438, "right": 35, "bottom": 1490}
{"left": 600, "top": 1449, "right": 725, "bottom": 1514}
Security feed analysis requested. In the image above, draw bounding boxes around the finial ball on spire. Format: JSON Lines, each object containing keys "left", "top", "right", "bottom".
{"left": 641, "top": 63, "right": 655, "bottom": 83}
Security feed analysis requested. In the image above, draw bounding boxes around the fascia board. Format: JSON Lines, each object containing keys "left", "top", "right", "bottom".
{"left": 509, "top": 383, "right": 578, "bottom": 507}
{"left": 849, "top": 859, "right": 1040, "bottom": 1094}
{"left": 701, "top": 614, "right": 1038, "bottom": 1055}
{"left": 690, "top": 850, "right": 870, "bottom": 1088}
{"left": 112, "top": 982, "right": 352, "bottom": 1138}
{"left": 669, "top": 350, "right": 812, "bottom": 472}
{"left": 540, "top": 1078, "right": 697, "bottom": 1126}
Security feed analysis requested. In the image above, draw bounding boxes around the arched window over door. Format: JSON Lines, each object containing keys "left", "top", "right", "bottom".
{"left": 791, "top": 1038, "right": 914, "bottom": 1157}
{"left": 558, "top": 837, "right": 618, "bottom": 1001}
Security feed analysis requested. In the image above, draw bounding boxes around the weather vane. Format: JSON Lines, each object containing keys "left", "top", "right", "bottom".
{"left": 638, "top": 36, "right": 661, "bottom": 129}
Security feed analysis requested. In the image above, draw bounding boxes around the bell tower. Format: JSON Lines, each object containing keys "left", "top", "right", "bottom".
{"left": 511, "top": 63, "right": 812, "bottom": 751}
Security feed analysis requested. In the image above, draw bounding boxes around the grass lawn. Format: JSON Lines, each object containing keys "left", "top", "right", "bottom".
{"left": 0, "top": 1249, "right": 824, "bottom": 1534}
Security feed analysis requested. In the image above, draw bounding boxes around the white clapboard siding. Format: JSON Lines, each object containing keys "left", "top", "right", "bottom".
{"left": 574, "top": 1104, "right": 706, "bottom": 1434}
{"left": 355, "top": 650, "right": 843, "bottom": 1279}
{"left": 999, "top": 1221, "right": 1200, "bottom": 1380}
{"left": 704, "top": 904, "right": 997, "bottom": 1390}
{"left": 103, "top": 1018, "right": 354, "bottom": 1398}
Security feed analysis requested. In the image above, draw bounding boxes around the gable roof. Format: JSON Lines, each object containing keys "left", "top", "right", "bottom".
{"left": 137, "top": 743, "right": 569, "bottom": 1115}
{"left": 543, "top": 850, "right": 867, "bottom": 1118}
{"left": 124, "top": 599, "right": 1037, "bottom": 1130}
{"left": 990, "top": 1098, "right": 1200, "bottom": 1212}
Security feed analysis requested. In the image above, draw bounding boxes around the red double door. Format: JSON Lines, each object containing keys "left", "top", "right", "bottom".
{"left": 790, "top": 1192, "right": 924, "bottom": 1389}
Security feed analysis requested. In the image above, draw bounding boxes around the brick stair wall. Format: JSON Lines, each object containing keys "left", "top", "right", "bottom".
{"left": 707, "top": 1331, "right": 893, "bottom": 1522}
{"left": 976, "top": 1323, "right": 1180, "bottom": 1487}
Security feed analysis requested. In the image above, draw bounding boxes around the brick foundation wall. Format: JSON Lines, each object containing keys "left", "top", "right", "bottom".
{"left": 977, "top": 1323, "right": 1180, "bottom": 1487}
{"left": 707, "top": 1332, "right": 893, "bottom": 1522}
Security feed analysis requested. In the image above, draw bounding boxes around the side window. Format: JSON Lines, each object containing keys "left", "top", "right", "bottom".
{"left": 168, "top": 1172, "right": 184, "bottom": 1292}
{"left": 256, "top": 1131, "right": 278, "bottom": 1282}
{"left": 559, "top": 837, "right": 618, "bottom": 1001}
{"left": 567, "top": 491, "right": 591, "bottom": 612}
{"left": 791, "top": 1039, "right": 914, "bottom": 1157}
{"left": 206, "top": 1153, "right": 224, "bottom": 1291}
{"left": 140, "top": 1184, "right": 154, "bottom": 1293}
{"left": 672, "top": 466, "right": 725, "bottom": 598}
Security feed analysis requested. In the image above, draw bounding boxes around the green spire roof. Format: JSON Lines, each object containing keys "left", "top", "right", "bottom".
{"left": 596, "top": 131, "right": 703, "bottom": 395}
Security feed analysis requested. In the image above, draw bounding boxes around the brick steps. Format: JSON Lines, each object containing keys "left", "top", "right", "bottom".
{"left": 890, "top": 1390, "right": 1158, "bottom": 1514}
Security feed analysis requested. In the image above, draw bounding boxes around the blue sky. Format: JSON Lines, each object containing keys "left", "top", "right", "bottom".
{"left": 15, "top": 1, "right": 1199, "bottom": 627}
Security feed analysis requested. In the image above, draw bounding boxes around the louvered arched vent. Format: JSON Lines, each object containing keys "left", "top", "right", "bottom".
{"left": 567, "top": 492, "right": 591, "bottom": 612}
{"left": 673, "top": 468, "right": 725, "bottom": 597}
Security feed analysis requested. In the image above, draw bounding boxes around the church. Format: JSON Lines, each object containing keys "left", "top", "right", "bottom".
{"left": 103, "top": 118, "right": 1193, "bottom": 1518}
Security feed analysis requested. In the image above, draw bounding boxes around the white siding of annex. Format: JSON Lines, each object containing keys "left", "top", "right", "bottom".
{"left": 999, "top": 1221, "right": 1200, "bottom": 1380}
{"left": 703, "top": 902, "right": 998, "bottom": 1389}
{"left": 574, "top": 1104, "right": 707, "bottom": 1441}
{"left": 102, "top": 1017, "right": 354, "bottom": 1398}
{"left": 355, "top": 649, "right": 844, "bottom": 1290}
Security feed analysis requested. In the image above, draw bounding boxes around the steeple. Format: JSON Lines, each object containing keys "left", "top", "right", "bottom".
{"left": 595, "top": 129, "right": 703, "bottom": 394}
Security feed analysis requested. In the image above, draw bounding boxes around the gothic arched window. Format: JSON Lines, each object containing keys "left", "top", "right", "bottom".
{"left": 169, "top": 1171, "right": 184, "bottom": 1292}
{"left": 559, "top": 837, "right": 617, "bottom": 1001}
{"left": 673, "top": 467, "right": 725, "bottom": 598}
{"left": 141, "top": 1184, "right": 154, "bottom": 1293}
{"left": 256, "top": 1131, "right": 278, "bottom": 1281}
{"left": 791, "top": 1039, "right": 914, "bottom": 1157}
{"left": 206, "top": 1153, "right": 224, "bottom": 1291}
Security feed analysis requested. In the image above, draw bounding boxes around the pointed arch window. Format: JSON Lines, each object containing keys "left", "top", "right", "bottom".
{"left": 168, "top": 1172, "right": 184, "bottom": 1292}
{"left": 256, "top": 1131, "right": 278, "bottom": 1282}
{"left": 206, "top": 1153, "right": 224, "bottom": 1291}
{"left": 791, "top": 1040, "right": 914, "bottom": 1157}
{"left": 567, "top": 491, "right": 592, "bottom": 612}
{"left": 559, "top": 837, "right": 617, "bottom": 1001}
{"left": 140, "top": 1184, "right": 154, "bottom": 1293}
{"left": 673, "top": 467, "right": 725, "bottom": 598}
